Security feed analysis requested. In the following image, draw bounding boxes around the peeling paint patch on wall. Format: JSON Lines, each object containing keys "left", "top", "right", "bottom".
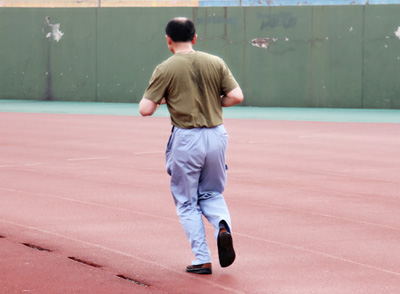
{"left": 395, "top": 26, "right": 400, "bottom": 39}
{"left": 250, "top": 38, "right": 271, "bottom": 49}
{"left": 45, "top": 16, "right": 64, "bottom": 42}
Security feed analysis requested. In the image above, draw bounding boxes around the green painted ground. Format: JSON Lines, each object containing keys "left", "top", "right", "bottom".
{"left": 1, "top": 100, "right": 399, "bottom": 123}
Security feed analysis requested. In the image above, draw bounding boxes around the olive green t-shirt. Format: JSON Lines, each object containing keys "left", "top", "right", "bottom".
{"left": 143, "top": 51, "right": 239, "bottom": 129}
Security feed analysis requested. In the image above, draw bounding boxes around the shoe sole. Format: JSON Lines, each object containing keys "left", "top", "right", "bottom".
{"left": 186, "top": 268, "right": 212, "bottom": 274}
{"left": 218, "top": 232, "right": 236, "bottom": 268}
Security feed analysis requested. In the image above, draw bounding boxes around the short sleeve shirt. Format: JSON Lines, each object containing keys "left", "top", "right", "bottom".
{"left": 143, "top": 51, "right": 239, "bottom": 129}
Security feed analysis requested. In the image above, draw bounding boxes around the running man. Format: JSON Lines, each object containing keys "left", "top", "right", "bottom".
{"left": 139, "top": 17, "right": 244, "bottom": 274}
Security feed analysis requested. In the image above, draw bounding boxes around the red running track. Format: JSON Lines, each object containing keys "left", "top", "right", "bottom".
{"left": 1, "top": 112, "right": 400, "bottom": 293}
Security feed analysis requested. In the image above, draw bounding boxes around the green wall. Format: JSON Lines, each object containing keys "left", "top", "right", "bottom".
{"left": 1, "top": 6, "right": 399, "bottom": 108}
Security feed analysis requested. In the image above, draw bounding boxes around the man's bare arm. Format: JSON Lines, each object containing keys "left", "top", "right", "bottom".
{"left": 221, "top": 87, "right": 244, "bottom": 107}
{"left": 139, "top": 97, "right": 166, "bottom": 116}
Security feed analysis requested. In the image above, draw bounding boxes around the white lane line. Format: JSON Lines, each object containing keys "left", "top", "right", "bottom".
{"left": 236, "top": 232, "right": 400, "bottom": 277}
{"left": 0, "top": 187, "right": 177, "bottom": 223}
{"left": 4, "top": 189, "right": 399, "bottom": 278}
{"left": 0, "top": 219, "right": 245, "bottom": 294}
{"left": 229, "top": 199, "right": 400, "bottom": 231}
{"left": 229, "top": 177, "right": 400, "bottom": 203}
{"left": 0, "top": 163, "right": 42, "bottom": 168}
{"left": 133, "top": 151, "right": 164, "bottom": 155}
{"left": 67, "top": 157, "right": 111, "bottom": 161}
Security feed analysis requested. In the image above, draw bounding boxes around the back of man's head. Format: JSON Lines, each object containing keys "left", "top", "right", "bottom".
{"left": 165, "top": 17, "right": 196, "bottom": 42}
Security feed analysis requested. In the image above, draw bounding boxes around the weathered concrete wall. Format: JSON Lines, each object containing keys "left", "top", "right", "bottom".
{"left": 0, "top": 6, "right": 399, "bottom": 108}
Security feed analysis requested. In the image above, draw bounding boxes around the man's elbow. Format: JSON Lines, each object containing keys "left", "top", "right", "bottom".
{"left": 139, "top": 108, "right": 153, "bottom": 116}
{"left": 233, "top": 94, "right": 244, "bottom": 105}
{"left": 139, "top": 98, "right": 157, "bottom": 116}
{"left": 229, "top": 88, "right": 244, "bottom": 105}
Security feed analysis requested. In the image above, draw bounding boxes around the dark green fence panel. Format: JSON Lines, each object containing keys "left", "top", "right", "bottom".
{"left": 363, "top": 5, "right": 400, "bottom": 109}
{"left": 1, "top": 6, "right": 399, "bottom": 108}
{"left": 241, "top": 7, "right": 312, "bottom": 107}
{"left": 0, "top": 9, "right": 48, "bottom": 100}
{"left": 0, "top": 8, "right": 97, "bottom": 102}
{"left": 96, "top": 8, "right": 194, "bottom": 102}
{"left": 48, "top": 9, "right": 97, "bottom": 101}
{"left": 309, "top": 6, "right": 363, "bottom": 108}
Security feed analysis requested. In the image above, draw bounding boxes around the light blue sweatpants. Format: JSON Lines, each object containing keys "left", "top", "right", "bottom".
{"left": 166, "top": 124, "right": 232, "bottom": 265}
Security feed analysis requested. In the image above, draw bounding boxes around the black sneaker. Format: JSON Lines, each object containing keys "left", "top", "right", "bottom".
{"left": 186, "top": 263, "right": 212, "bottom": 274}
{"left": 218, "top": 231, "right": 236, "bottom": 267}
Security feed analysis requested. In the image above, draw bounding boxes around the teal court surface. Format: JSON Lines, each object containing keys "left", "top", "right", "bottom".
{"left": 1, "top": 99, "right": 400, "bottom": 123}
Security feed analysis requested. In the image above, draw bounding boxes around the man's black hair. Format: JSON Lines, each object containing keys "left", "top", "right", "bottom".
{"left": 165, "top": 18, "right": 196, "bottom": 42}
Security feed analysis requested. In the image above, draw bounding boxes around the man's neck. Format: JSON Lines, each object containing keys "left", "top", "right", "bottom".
{"left": 172, "top": 43, "right": 195, "bottom": 54}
